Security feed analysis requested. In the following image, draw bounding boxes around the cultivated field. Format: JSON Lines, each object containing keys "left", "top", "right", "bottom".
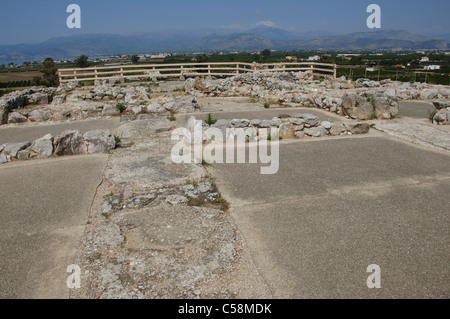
{"left": 0, "top": 71, "right": 40, "bottom": 83}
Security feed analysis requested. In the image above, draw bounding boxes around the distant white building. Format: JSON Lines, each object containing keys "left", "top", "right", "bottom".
{"left": 150, "top": 54, "right": 169, "bottom": 59}
{"left": 308, "top": 55, "right": 321, "bottom": 62}
{"left": 424, "top": 65, "right": 441, "bottom": 70}
{"left": 420, "top": 57, "right": 430, "bottom": 63}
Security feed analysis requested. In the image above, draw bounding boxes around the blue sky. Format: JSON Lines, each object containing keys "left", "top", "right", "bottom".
{"left": 0, "top": 0, "right": 449, "bottom": 45}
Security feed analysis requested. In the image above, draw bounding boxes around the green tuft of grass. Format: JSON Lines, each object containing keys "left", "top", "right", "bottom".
{"left": 201, "top": 159, "right": 211, "bottom": 167}
{"left": 205, "top": 113, "right": 217, "bottom": 126}
{"left": 116, "top": 102, "right": 126, "bottom": 113}
{"left": 167, "top": 114, "right": 177, "bottom": 121}
{"left": 264, "top": 102, "right": 270, "bottom": 109}
{"left": 427, "top": 109, "right": 438, "bottom": 121}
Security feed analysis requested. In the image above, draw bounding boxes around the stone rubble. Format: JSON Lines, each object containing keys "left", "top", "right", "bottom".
{"left": 71, "top": 118, "right": 272, "bottom": 299}
{"left": 431, "top": 101, "right": 450, "bottom": 125}
{"left": 196, "top": 114, "right": 370, "bottom": 142}
{"left": 184, "top": 72, "right": 450, "bottom": 121}
{"left": 0, "top": 82, "right": 198, "bottom": 126}
{"left": 0, "top": 129, "right": 116, "bottom": 164}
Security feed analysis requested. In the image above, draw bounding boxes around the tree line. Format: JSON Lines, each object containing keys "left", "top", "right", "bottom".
{"left": 0, "top": 80, "right": 32, "bottom": 88}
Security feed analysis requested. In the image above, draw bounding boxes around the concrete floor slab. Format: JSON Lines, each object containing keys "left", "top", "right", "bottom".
{"left": 0, "top": 154, "right": 108, "bottom": 298}
{"left": 209, "top": 136, "right": 450, "bottom": 298}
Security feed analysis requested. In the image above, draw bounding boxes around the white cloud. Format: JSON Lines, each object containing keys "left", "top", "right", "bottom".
{"left": 252, "top": 21, "right": 279, "bottom": 28}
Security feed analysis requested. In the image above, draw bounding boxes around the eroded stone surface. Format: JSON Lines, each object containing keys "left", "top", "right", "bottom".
{"left": 71, "top": 118, "right": 272, "bottom": 299}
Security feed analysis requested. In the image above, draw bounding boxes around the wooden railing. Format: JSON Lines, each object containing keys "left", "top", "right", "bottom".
{"left": 58, "top": 62, "right": 337, "bottom": 83}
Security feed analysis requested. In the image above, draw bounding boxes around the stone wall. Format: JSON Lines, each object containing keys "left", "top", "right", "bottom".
{"left": 189, "top": 114, "right": 370, "bottom": 143}
{"left": 0, "top": 129, "right": 116, "bottom": 164}
{"left": 185, "top": 72, "right": 450, "bottom": 120}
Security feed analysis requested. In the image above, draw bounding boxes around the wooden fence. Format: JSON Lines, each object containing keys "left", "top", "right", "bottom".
{"left": 58, "top": 62, "right": 337, "bottom": 83}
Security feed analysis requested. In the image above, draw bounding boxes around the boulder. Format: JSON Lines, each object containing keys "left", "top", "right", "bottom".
{"left": 28, "top": 93, "right": 51, "bottom": 105}
{"left": 251, "top": 119, "right": 270, "bottom": 128}
{"left": 81, "top": 104, "right": 103, "bottom": 117}
{"left": 279, "top": 123, "right": 295, "bottom": 139}
{"left": 372, "top": 95, "right": 399, "bottom": 120}
{"left": 83, "top": 129, "right": 116, "bottom": 154}
{"left": 270, "top": 117, "right": 282, "bottom": 127}
{"left": 295, "top": 130, "right": 305, "bottom": 138}
{"left": 355, "top": 79, "right": 380, "bottom": 88}
{"left": 102, "top": 104, "right": 121, "bottom": 116}
{"left": 439, "top": 88, "right": 450, "bottom": 97}
{"left": 0, "top": 100, "right": 8, "bottom": 124}
{"left": 320, "top": 121, "right": 333, "bottom": 130}
{"left": 31, "top": 134, "right": 54, "bottom": 158}
{"left": 420, "top": 89, "right": 439, "bottom": 100}
{"left": 344, "top": 123, "right": 370, "bottom": 135}
{"left": 433, "top": 112, "right": 448, "bottom": 125}
{"left": 130, "top": 105, "right": 144, "bottom": 115}
{"left": 8, "top": 112, "right": 27, "bottom": 123}
{"left": 329, "top": 123, "right": 346, "bottom": 136}
{"left": 294, "top": 113, "right": 319, "bottom": 128}
{"left": 0, "top": 154, "right": 8, "bottom": 164}
{"left": 147, "top": 103, "right": 165, "bottom": 113}
{"left": 433, "top": 100, "right": 450, "bottom": 110}
{"left": 305, "top": 126, "right": 328, "bottom": 137}
{"left": 295, "top": 123, "right": 305, "bottom": 131}
{"left": 4, "top": 141, "right": 31, "bottom": 158}
{"left": 164, "top": 97, "right": 198, "bottom": 113}
{"left": 53, "top": 95, "right": 66, "bottom": 105}
{"left": 231, "top": 119, "right": 250, "bottom": 128}
{"left": 341, "top": 93, "right": 374, "bottom": 120}
{"left": 17, "top": 150, "right": 30, "bottom": 160}
{"left": 29, "top": 110, "right": 51, "bottom": 122}
{"left": 54, "top": 130, "right": 87, "bottom": 156}
{"left": 1, "top": 95, "right": 27, "bottom": 124}
{"left": 288, "top": 118, "right": 303, "bottom": 125}
{"left": 384, "top": 89, "right": 396, "bottom": 99}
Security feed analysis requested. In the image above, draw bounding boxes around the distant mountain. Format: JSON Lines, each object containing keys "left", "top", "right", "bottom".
{"left": 432, "top": 33, "right": 450, "bottom": 41}
{"left": 246, "top": 26, "right": 332, "bottom": 41}
{"left": 285, "top": 30, "right": 449, "bottom": 51}
{"left": 193, "top": 29, "right": 448, "bottom": 52}
{"left": 0, "top": 32, "right": 203, "bottom": 63}
{"left": 194, "top": 33, "right": 274, "bottom": 52}
{"left": 0, "top": 28, "right": 448, "bottom": 64}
